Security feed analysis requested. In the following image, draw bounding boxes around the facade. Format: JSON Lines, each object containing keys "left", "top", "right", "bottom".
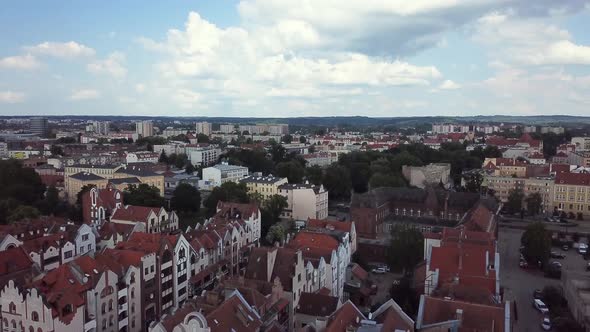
{"left": 553, "top": 171, "right": 590, "bottom": 217}
{"left": 200, "top": 163, "right": 248, "bottom": 189}
{"left": 402, "top": 163, "right": 452, "bottom": 189}
{"left": 82, "top": 186, "right": 123, "bottom": 225}
{"left": 136, "top": 120, "right": 154, "bottom": 138}
{"left": 114, "top": 165, "right": 165, "bottom": 196}
{"left": 187, "top": 147, "right": 221, "bottom": 167}
{"left": 562, "top": 270, "right": 590, "bottom": 331}
{"left": 302, "top": 151, "right": 339, "bottom": 167}
{"left": 572, "top": 137, "right": 590, "bottom": 151}
{"left": 278, "top": 182, "right": 329, "bottom": 220}
{"left": 30, "top": 117, "right": 49, "bottom": 137}
{"left": 195, "top": 122, "right": 212, "bottom": 136}
{"left": 568, "top": 151, "right": 590, "bottom": 167}
{"left": 240, "top": 175, "right": 288, "bottom": 201}
{"left": 66, "top": 172, "right": 109, "bottom": 204}
{"left": 89, "top": 121, "right": 110, "bottom": 135}
{"left": 111, "top": 205, "right": 179, "bottom": 234}
{"left": 126, "top": 151, "right": 159, "bottom": 164}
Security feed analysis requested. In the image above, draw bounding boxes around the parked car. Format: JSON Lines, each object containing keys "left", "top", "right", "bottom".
{"left": 550, "top": 251, "right": 565, "bottom": 259}
{"left": 533, "top": 289, "right": 543, "bottom": 299}
{"left": 550, "top": 261, "right": 562, "bottom": 269}
{"left": 371, "top": 267, "right": 386, "bottom": 274}
{"left": 586, "top": 262, "right": 590, "bottom": 271}
{"left": 541, "top": 317, "right": 551, "bottom": 331}
{"left": 519, "top": 259, "right": 528, "bottom": 268}
{"left": 533, "top": 299, "right": 549, "bottom": 315}
{"left": 579, "top": 243, "right": 588, "bottom": 255}
{"left": 562, "top": 245, "right": 569, "bottom": 251}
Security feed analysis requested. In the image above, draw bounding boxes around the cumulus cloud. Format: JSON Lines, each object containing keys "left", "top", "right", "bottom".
{"left": 26, "top": 41, "right": 95, "bottom": 58}
{"left": 0, "top": 91, "right": 26, "bottom": 103}
{"left": 439, "top": 79, "right": 461, "bottom": 90}
{"left": 87, "top": 52, "right": 127, "bottom": 78}
{"left": 0, "top": 54, "right": 40, "bottom": 70}
{"left": 474, "top": 11, "right": 590, "bottom": 65}
{"left": 69, "top": 89, "right": 100, "bottom": 101}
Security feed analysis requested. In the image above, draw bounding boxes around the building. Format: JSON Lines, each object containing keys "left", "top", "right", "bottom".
{"left": 240, "top": 175, "right": 288, "bottom": 201}
{"left": 195, "top": 122, "right": 212, "bottom": 136}
{"left": 562, "top": 270, "right": 590, "bottom": 331}
{"left": 111, "top": 205, "right": 179, "bottom": 234}
{"left": 200, "top": 163, "right": 249, "bottom": 189}
{"left": 572, "top": 137, "right": 590, "bottom": 151}
{"left": 553, "top": 171, "right": 590, "bottom": 218}
{"left": 0, "top": 141, "right": 8, "bottom": 158}
{"left": 483, "top": 158, "right": 528, "bottom": 177}
{"left": 89, "top": 121, "right": 110, "bottom": 135}
{"left": 82, "top": 186, "right": 124, "bottom": 225}
{"left": 30, "top": 117, "right": 49, "bottom": 137}
{"left": 302, "top": 151, "right": 339, "bottom": 167}
{"left": 402, "top": 163, "right": 452, "bottom": 189}
{"left": 187, "top": 146, "right": 221, "bottom": 167}
{"left": 114, "top": 165, "right": 165, "bottom": 196}
{"left": 540, "top": 126, "right": 565, "bottom": 135}
{"left": 568, "top": 151, "right": 590, "bottom": 167}
{"left": 278, "top": 182, "right": 329, "bottom": 220}
{"left": 431, "top": 123, "right": 470, "bottom": 134}
{"left": 136, "top": 120, "right": 154, "bottom": 138}
{"left": 219, "top": 124, "right": 236, "bottom": 133}
{"left": 66, "top": 172, "right": 110, "bottom": 204}
{"left": 126, "top": 151, "right": 160, "bottom": 164}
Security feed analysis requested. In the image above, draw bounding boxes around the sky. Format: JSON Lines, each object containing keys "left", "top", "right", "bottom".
{"left": 1, "top": 0, "right": 590, "bottom": 118}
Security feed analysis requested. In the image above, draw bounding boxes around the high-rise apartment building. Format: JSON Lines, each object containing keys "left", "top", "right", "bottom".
{"left": 195, "top": 121, "right": 212, "bottom": 136}
{"left": 136, "top": 120, "right": 154, "bottom": 137}
{"left": 29, "top": 117, "right": 49, "bottom": 137}
{"left": 91, "top": 120, "right": 110, "bottom": 135}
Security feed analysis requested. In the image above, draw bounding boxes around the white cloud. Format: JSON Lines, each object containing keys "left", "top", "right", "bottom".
{"left": 474, "top": 12, "right": 590, "bottom": 65}
{"left": 135, "top": 84, "right": 146, "bottom": 93}
{"left": 0, "top": 91, "right": 26, "bottom": 103}
{"left": 173, "top": 89, "right": 201, "bottom": 109}
{"left": 439, "top": 79, "right": 461, "bottom": 90}
{"left": 87, "top": 52, "right": 127, "bottom": 78}
{"left": 0, "top": 54, "right": 40, "bottom": 70}
{"left": 69, "top": 89, "right": 100, "bottom": 101}
{"left": 26, "top": 41, "right": 95, "bottom": 58}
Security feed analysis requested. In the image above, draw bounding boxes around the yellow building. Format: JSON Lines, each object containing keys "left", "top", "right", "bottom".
{"left": 64, "top": 164, "right": 121, "bottom": 179}
{"left": 66, "top": 172, "right": 109, "bottom": 204}
{"left": 113, "top": 165, "right": 165, "bottom": 196}
{"left": 239, "top": 175, "right": 288, "bottom": 201}
{"left": 553, "top": 172, "right": 590, "bottom": 217}
{"left": 483, "top": 158, "right": 528, "bottom": 178}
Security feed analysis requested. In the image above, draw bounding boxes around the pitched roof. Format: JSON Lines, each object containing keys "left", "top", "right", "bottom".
{"left": 420, "top": 296, "right": 506, "bottom": 332}
{"left": 555, "top": 171, "right": 590, "bottom": 186}
{"left": 325, "top": 301, "right": 366, "bottom": 332}
{"left": 111, "top": 205, "right": 160, "bottom": 222}
{"left": 296, "top": 292, "right": 339, "bottom": 317}
{"left": 69, "top": 172, "right": 106, "bottom": 181}
{"left": 206, "top": 292, "right": 263, "bottom": 332}
{"left": 307, "top": 219, "right": 353, "bottom": 233}
{"left": 0, "top": 246, "right": 33, "bottom": 275}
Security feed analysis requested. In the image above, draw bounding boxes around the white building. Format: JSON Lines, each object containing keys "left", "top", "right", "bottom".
{"left": 0, "top": 141, "right": 7, "bottom": 158}
{"left": 136, "top": 120, "right": 154, "bottom": 138}
{"left": 200, "top": 163, "right": 248, "bottom": 190}
{"left": 195, "top": 122, "right": 212, "bottom": 136}
{"left": 187, "top": 147, "right": 221, "bottom": 167}
{"left": 278, "top": 182, "right": 329, "bottom": 220}
{"left": 219, "top": 124, "right": 236, "bottom": 133}
{"left": 572, "top": 137, "right": 590, "bottom": 151}
{"left": 126, "top": 151, "right": 160, "bottom": 164}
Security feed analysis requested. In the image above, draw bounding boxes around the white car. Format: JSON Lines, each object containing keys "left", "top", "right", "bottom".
{"left": 533, "top": 299, "right": 549, "bottom": 315}
{"left": 541, "top": 317, "right": 551, "bottom": 331}
{"left": 371, "top": 267, "right": 387, "bottom": 274}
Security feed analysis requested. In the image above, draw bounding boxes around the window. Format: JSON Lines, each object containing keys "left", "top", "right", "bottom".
{"left": 102, "top": 303, "right": 106, "bottom": 314}
{"left": 9, "top": 302, "right": 16, "bottom": 314}
{"left": 144, "top": 267, "right": 149, "bottom": 275}
{"left": 131, "top": 288, "right": 135, "bottom": 299}
{"left": 109, "top": 316, "right": 114, "bottom": 326}
{"left": 64, "top": 250, "right": 73, "bottom": 259}
{"left": 88, "top": 244, "right": 92, "bottom": 251}
{"left": 31, "top": 311, "right": 39, "bottom": 322}
{"left": 109, "top": 299, "right": 113, "bottom": 311}
{"left": 82, "top": 234, "right": 89, "bottom": 241}
{"left": 102, "top": 319, "right": 106, "bottom": 329}
{"left": 151, "top": 265, "right": 154, "bottom": 273}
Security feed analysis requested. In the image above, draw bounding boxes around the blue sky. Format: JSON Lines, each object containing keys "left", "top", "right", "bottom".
{"left": 1, "top": 1, "right": 590, "bottom": 117}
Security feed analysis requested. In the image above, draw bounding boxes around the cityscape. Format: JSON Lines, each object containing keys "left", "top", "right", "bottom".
{"left": 2, "top": 2, "right": 590, "bottom": 332}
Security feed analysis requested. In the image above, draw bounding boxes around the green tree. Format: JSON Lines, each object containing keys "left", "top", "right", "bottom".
{"left": 282, "top": 134, "right": 293, "bottom": 144}
{"left": 269, "top": 142, "right": 287, "bottom": 163}
{"left": 261, "top": 195, "right": 288, "bottom": 242}
{"left": 505, "top": 189, "right": 524, "bottom": 214}
{"left": 174, "top": 153, "right": 189, "bottom": 169}
{"left": 322, "top": 164, "right": 351, "bottom": 200}
{"left": 526, "top": 192, "right": 543, "bottom": 216}
{"left": 265, "top": 224, "right": 286, "bottom": 245}
{"left": 299, "top": 135, "right": 306, "bottom": 143}
{"left": 369, "top": 173, "right": 406, "bottom": 189}
{"left": 388, "top": 224, "right": 424, "bottom": 273}
{"left": 171, "top": 183, "right": 201, "bottom": 213}
{"left": 389, "top": 276, "right": 420, "bottom": 317}
{"left": 8, "top": 205, "right": 40, "bottom": 223}
{"left": 0, "top": 160, "right": 46, "bottom": 224}
{"left": 275, "top": 160, "right": 305, "bottom": 183}
{"left": 185, "top": 162, "right": 196, "bottom": 174}
{"left": 39, "top": 185, "right": 60, "bottom": 215}
{"left": 203, "top": 182, "right": 250, "bottom": 217}
{"left": 50, "top": 145, "right": 64, "bottom": 156}
{"left": 305, "top": 165, "right": 323, "bottom": 185}
{"left": 197, "top": 133, "right": 210, "bottom": 143}
{"left": 158, "top": 150, "right": 168, "bottom": 163}
{"left": 123, "top": 184, "right": 165, "bottom": 207}
{"left": 462, "top": 171, "right": 483, "bottom": 193}
{"left": 521, "top": 222, "right": 551, "bottom": 265}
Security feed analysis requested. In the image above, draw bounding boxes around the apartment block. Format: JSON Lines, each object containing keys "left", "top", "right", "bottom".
{"left": 240, "top": 175, "right": 288, "bottom": 201}
{"left": 200, "top": 163, "right": 249, "bottom": 189}
{"left": 278, "top": 182, "right": 329, "bottom": 220}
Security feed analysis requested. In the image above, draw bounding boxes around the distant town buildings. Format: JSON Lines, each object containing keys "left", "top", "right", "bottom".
{"left": 136, "top": 120, "right": 154, "bottom": 137}
{"left": 402, "top": 163, "right": 451, "bottom": 189}
{"left": 200, "top": 163, "right": 248, "bottom": 190}
{"left": 195, "top": 121, "right": 212, "bottom": 136}
{"left": 29, "top": 117, "right": 49, "bottom": 137}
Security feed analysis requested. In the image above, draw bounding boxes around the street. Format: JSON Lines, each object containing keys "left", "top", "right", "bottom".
{"left": 499, "top": 227, "right": 588, "bottom": 332}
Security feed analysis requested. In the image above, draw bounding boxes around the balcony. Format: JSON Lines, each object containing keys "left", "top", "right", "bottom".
{"left": 118, "top": 302, "right": 128, "bottom": 313}
{"left": 84, "top": 318, "right": 97, "bottom": 332}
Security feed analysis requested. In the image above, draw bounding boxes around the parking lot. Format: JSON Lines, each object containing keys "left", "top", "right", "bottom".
{"left": 368, "top": 271, "right": 403, "bottom": 307}
{"left": 500, "top": 227, "right": 587, "bottom": 332}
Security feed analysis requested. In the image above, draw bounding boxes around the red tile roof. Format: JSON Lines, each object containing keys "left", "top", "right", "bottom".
{"left": 350, "top": 263, "right": 368, "bottom": 281}
{"left": 111, "top": 205, "right": 160, "bottom": 222}
{"left": 206, "top": 292, "right": 263, "bottom": 332}
{"left": 555, "top": 171, "right": 590, "bottom": 186}
{"left": 325, "top": 301, "right": 366, "bottom": 332}
{"left": 288, "top": 232, "right": 340, "bottom": 251}
{"left": 421, "top": 296, "right": 507, "bottom": 332}
{"left": 296, "top": 292, "right": 339, "bottom": 317}
{"left": 307, "top": 218, "right": 353, "bottom": 233}
{"left": 0, "top": 246, "right": 33, "bottom": 276}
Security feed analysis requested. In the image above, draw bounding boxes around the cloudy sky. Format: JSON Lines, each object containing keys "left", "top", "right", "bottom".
{"left": 1, "top": 0, "right": 590, "bottom": 117}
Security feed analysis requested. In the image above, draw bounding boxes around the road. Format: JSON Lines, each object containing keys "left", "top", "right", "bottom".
{"left": 499, "top": 227, "right": 587, "bottom": 332}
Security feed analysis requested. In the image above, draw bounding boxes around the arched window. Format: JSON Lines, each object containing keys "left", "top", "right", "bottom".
{"left": 109, "top": 315, "right": 114, "bottom": 326}
{"left": 31, "top": 311, "right": 39, "bottom": 322}
{"left": 191, "top": 254, "right": 196, "bottom": 265}
{"left": 29, "top": 326, "right": 34, "bottom": 332}
{"left": 130, "top": 272, "right": 135, "bottom": 284}
{"left": 131, "top": 303, "right": 135, "bottom": 313}
{"left": 102, "top": 319, "right": 106, "bottom": 329}
{"left": 102, "top": 303, "right": 106, "bottom": 314}
{"left": 11, "top": 320, "right": 16, "bottom": 329}
{"left": 131, "top": 288, "right": 135, "bottom": 299}
{"left": 9, "top": 302, "right": 16, "bottom": 314}
{"left": 3, "top": 318, "right": 7, "bottom": 327}
{"left": 109, "top": 299, "right": 113, "bottom": 311}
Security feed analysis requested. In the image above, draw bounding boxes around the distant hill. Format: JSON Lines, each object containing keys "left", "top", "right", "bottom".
{"left": 2, "top": 115, "right": 590, "bottom": 127}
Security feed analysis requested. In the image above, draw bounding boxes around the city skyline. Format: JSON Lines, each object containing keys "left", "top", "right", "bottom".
{"left": 1, "top": 1, "right": 590, "bottom": 117}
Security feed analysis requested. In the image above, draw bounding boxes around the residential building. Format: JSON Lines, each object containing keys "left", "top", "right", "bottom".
{"left": 89, "top": 121, "right": 110, "bottom": 135}
{"left": 161, "top": 127, "right": 187, "bottom": 138}
{"left": 195, "top": 122, "right": 212, "bottom": 136}
{"left": 111, "top": 205, "right": 179, "bottom": 234}
{"left": 240, "top": 175, "right": 288, "bottom": 201}
{"left": 402, "top": 163, "right": 452, "bottom": 189}
{"left": 568, "top": 151, "right": 590, "bottom": 167}
{"left": 562, "top": 270, "right": 590, "bottom": 331}
{"left": 66, "top": 172, "right": 109, "bottom": 204}
{"left": 483, "top": 158, "right": 528, "bottom": 177}
{"left": 200, "top": 163, "right": 248, "bottom": 190}
{"left": 278, "top": 182, "right": 329, "bottom": 220}
{"left": 30, "top": 117, "right": 49, "bottom": 137}
{"left": 302, "top": 151, "right": 339, "bottom": 167}
{"left": 187, "top": 146, "right": 221, "bottom": 167}
{"left": 136, "top": 120, "right": 154, "bottom": 138}
{"left": 0, "top": 141, "right": 8, "bottom": 158}
{"left": 553, "top": 171, "right": 590, "bottom": 217}
{"left": 295, "top": 292, "right": 339, "bottom": 330}
{"left": 572, "top": 137, "right": 590, "bottom": 151}
{"left": 307, "top": 218, "right": 357, "bottom": 254}
{"left": 153, "top": 143, "right": 186, "bottom": 156}
{"left": 540, "top": 126, "right": 565, "bottom": 135}
{"left": 126, "top": 151, "right": 159, "bottom": 164}
{"left": 113, "top": 165, "right": 165, "bottom": 195}
{"left": 82, "top": 186, "right": 124, "bottom": 225}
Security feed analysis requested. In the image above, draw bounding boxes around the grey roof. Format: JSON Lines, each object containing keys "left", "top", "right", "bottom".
{"left": 69, "top": 172, "right": 105, "bottom": 181}
{"left": 67, "top": 163, "right": 121, "bottom": 169}
{"left": 211, "top": 164, "right": 248, "bottom": 172}
{"left": 240, "top": 175, "right": 286, "bottom": 184}
{"left": 108, "top": 177, "right": 141, "bottom": 185}
{"left": 116, "top": 165, "right": 159, "bottom": 177}
{"left": 278, "top": 182, "right": 323, "bottom": 193}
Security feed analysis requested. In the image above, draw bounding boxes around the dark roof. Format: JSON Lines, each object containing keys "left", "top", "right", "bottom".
{"left": 69, "top": 172, "right": 105, "bottom": 181}
{"left": 240, "top": 175, "right": 286, "bottom": 184}
{"left": 296, "top": 293, "right": 339, "bottom": 317}
{"left": 67, "top": 163, "right": 121, "bottom": 169}
{"left": 115, "top": 165, "right": 159, "bottom": 177}
{"left": 108, "top": 177, "right": 141, "bottom": 185}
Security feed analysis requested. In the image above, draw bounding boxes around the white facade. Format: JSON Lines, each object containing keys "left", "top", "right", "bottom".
{"left": 188, "top": 147, "right": 221, "bottom": 167}
{"left": 195, "top": 122, "right": 212, "bottom": 136}
{"left": 76, "top": 223, "right": 98, "bottom": 256}
{"left": 136, "top": 121, "right": 154, "bottom": 138}
{"left": 200, "top": 163, "right": 248, "bottom": 189}
{"left": 126, "top": 151, "right": 159, "bottom": 164}
{"left": 279, "top": 183, "right": 329, "bottom": 220}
